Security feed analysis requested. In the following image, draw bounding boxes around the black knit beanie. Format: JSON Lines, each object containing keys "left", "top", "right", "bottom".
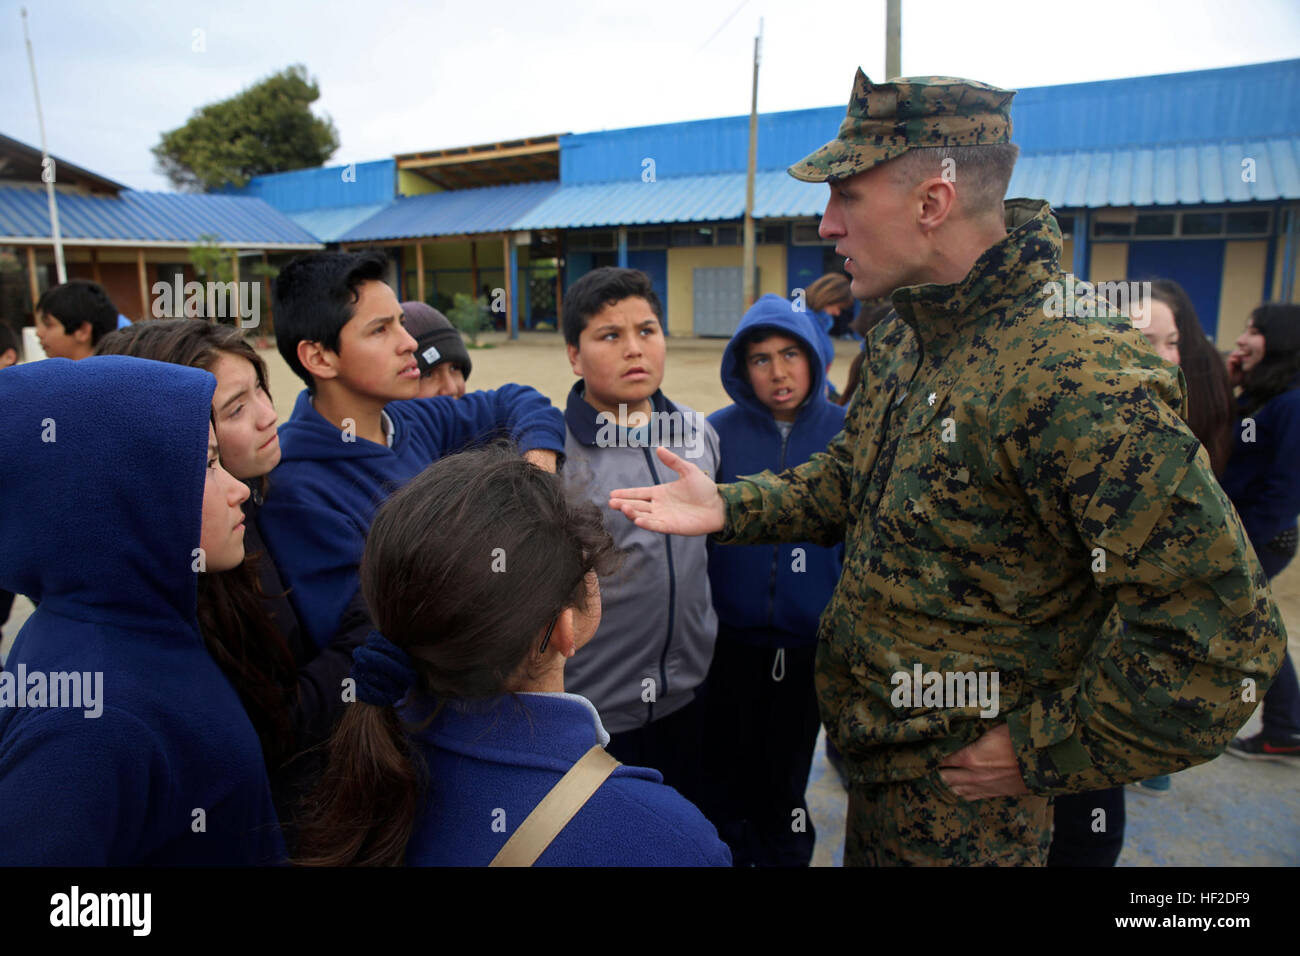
{"left": 401, "top": 301, "right": 472, "bottom": 381}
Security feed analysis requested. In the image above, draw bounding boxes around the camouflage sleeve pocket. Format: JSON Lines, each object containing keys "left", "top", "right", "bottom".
{"left": 1067, "top": 412, "right": 1201, "bottom": 569}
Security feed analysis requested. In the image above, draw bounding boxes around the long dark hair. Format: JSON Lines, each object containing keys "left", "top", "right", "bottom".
{"left": 295, "top": 445, "right": 621, "bottom": 867}
{"left": 1242, "top": 303, "right": 1300, "bottom": 416}
{"left": 1149, "top": 280, "right": 1234, "bottom": 475}
{"left": 94, "top": 319, "right": 296, "bottom": 764}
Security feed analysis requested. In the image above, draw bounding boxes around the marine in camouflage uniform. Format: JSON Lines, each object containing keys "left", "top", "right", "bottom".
{"left": 712, "top": 72, "right": 1288, "bottom": 866}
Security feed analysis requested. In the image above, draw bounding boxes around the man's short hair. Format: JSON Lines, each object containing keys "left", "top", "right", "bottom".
{"left": 34, "top": 280, "right": 119, "bottom": 345}
{"left": 272, "top": 250, "right": 390, "bottom": 389}
{"left": 886, "top": 143, "right": 1020, "bottom": 218}
{"left": 562, "top": 267, "right": 662, "bottom": 347}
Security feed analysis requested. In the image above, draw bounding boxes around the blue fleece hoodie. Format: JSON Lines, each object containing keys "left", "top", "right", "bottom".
{"left": 404, "top": 692, "right": 731, "bottom": 866}
{"left": 707, "top": 294, "right": 846, "bottom": 648}
{"left": 258, "top": 387, "right": 566, "bottom": 651}
{"left": 0, "top": 357, "right": 285, "bottom": 864}
{"left": 1220, "top": 381, "right": 1300, "bottom": 578}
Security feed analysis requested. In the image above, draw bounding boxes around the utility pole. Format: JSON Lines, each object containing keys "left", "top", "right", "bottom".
{"left": 22, "top": 7, "right": 66, "bottom": 284}
{"left": 886, "top": 0, "right": 901, "bottom": 79}
{"left": 741, "top": 18, "right": 762, "bottom": 311}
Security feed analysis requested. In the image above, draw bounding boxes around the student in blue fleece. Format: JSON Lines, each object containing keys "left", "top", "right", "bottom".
{"left": 257, "top": 251, "right": 566, "bottom": 651}
{"left": 295, "top": 446, "right": 730, "bottom": 866}
{"left": 0, "top": 356, "right": 285, "bottom": 864}
{"left": 702, "top": 293, "right": 846, "bottom": 866}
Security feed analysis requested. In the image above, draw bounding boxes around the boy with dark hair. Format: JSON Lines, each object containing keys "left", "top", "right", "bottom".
{"left": 701, "top": 293, "right": 846, "bottom": 865}
{"left": 258, "top": 250, "right": 566, "bottom": 651}
{"left": 560, "top": 266, "right": 721, "bottom": 806}
{"left": 34, "top": 280, "right": 120, "bottom": 359}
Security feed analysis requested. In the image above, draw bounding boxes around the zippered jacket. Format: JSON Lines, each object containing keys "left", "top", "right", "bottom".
{"left": 562, "top": 383, "right": 721, "bottom": 734}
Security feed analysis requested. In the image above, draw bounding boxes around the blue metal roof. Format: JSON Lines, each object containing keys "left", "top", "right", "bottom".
{"left": 513, "top": 170, "right": 825, "bottom": 229}
{"left": 0, "top": 185, "right": 323, "bottom": 247}
{"left": 288, "top": 203, "right": 392, "bottom": 243}
{"left": 338, "top": 180, "right": 559, "bottom": 242}
{"left": 558, "top": 59, "right": 1300, "bottom": 185}
{"left": 1008, "top": 137, "right": 1300, "bottom": 208}
{"left": 221, "top": 159, "right": 395, "bottom": 211}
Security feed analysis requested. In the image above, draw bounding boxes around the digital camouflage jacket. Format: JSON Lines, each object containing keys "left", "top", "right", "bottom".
{"left": 714, "top": 199, "right": 1287, "bottom": 795}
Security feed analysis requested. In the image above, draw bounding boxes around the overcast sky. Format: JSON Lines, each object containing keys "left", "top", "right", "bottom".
{"left": 2, "top": 0, "right": 1298, "bottom": 192}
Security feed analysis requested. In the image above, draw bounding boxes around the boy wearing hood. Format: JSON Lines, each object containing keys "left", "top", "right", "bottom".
{"left": 257, "top": 251, "right": 565, "bottom": 651}
{"left": 703, "top": 293, "right": 846, "bottom": 866}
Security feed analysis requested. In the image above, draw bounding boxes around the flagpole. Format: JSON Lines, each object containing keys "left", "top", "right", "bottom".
{"left": 22, "top": 6, "right": 66, "bottom": 284}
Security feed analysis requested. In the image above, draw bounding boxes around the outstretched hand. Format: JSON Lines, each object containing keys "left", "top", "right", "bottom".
{"left": 609, "top": 446, "right": 726, "bottom": 536}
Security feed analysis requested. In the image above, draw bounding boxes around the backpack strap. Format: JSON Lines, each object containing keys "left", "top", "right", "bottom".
{"left": 489, "top": 745, "right": 621, "bottom": 867}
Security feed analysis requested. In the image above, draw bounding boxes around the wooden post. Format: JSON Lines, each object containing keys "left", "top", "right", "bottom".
{"left": 416, "top": 242, "right": 425, "bottom": 303}
{"left": 25, "top": 246, "right": 40, "bottom": 313}
{"left": 136, "top": 248, "right": 148, "bottom": 321}
{"left": 470, "top": 240, "right": 479, "bottom": 298}
{"left": 555, "top": 231, "right": 564, "bottom": 329}
{"left": 261, "top": 250, "right": 274, "bottom": 344}
{"left": 90, "top": 247, "right": 102, "bottom": 284}
{"left": 502, "top": 234, "right": 515, "bottom": 339}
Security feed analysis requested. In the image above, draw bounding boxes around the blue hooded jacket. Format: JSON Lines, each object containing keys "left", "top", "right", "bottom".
{"left": 258, "top": 387, "right": 566, "bottom": 651}
{"left": 0, "top": 357, "right": 285, "bottom": 864}
{"left": 707, "top": 294, "right": 846, "bottom": 648}
{"left": 404, "top": 692, "right": 731, "bottom": 866}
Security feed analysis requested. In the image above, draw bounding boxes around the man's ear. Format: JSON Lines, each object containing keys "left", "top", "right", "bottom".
{"left": 72, "top": 320, "right": 93, "bottom": 346}
{"left": 0, "top": 347, "right": 17, "bottom": 369}
{"left": 566, "top": 342, "right": 583, "bottom": 378}
{"left": 298, "top": 339, "right": 339, "bottom": 382}
{"left": 916, "top": 176, "right": 958, "bottom": 234}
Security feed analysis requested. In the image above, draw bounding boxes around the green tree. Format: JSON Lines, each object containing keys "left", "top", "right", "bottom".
{"left": 446, "top": 293, "right": 492, "bottom": 347}
{"left": 153, "top": 65, "right": 339, "bottom": 191}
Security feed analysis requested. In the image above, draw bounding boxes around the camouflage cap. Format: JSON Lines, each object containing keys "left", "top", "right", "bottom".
{"left": 789, "top": 71, "right": 1016, "bottom": 183}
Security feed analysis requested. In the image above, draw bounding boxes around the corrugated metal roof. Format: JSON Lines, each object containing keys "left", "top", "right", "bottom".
{"left": 288, "top": 203, "right": 392, "bottom": 243}
{"left": 1008, "top": 137, "right": 1300, "bottom": 207}
{"left": 0, "top": 185, "right": 323, "bottom": 247}
{"left": 513, "top": 171, "right": 825, "bottom": 230}
{"left": 557, "top": 58, "right": 1299, "bottom": 186}
{"left": 338, "top": 180, "right": 559, "bottom": 241}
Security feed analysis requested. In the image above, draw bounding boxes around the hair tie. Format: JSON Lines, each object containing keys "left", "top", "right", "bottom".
{"left": 351, "top": 629, "right": 417, "bottom": 707}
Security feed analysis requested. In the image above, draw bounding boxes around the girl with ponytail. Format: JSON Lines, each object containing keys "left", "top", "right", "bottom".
{"left": 296, "top": 444, "right": 731, "bottom": 867}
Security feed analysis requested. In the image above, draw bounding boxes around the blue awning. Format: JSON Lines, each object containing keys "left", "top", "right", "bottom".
{"left": 339, "top": 181, "right": 559, "bottom": 242}
{"left": 288, "top": 204, "right": 392, "bottom": 243}
{"left": 512, "top": 170, "right": 826, "bottom": 230}
{"left": 0, "top": 185, "right": 323, "bottom": 247}
{"left": 1009, "top": 138, "right": 1300, "bottom": 208}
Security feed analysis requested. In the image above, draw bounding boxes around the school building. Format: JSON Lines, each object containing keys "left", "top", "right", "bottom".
{"left": 5, "top": 59, "right": 1296, "bottom": 352}
{"left": 0, "top": 132, "right": 322, "bottom": 351}
{"left": 221, "top": 57, "right": 1299, "bottom": 351}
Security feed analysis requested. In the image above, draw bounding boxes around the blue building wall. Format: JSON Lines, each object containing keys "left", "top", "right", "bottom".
{"left": 224, "top": 159, "right": 395, "bottom": 211}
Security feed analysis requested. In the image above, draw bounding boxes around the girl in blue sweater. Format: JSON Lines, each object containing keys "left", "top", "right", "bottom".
{"left": 295, "top": 445, "right": 730, "bottom": 866}
{"left": 0, "top": 356, "right": 285, "bottom": 864}
{"left": 1222, "top": 303, "right": 1300, "bottom": 763}
{"left": 94, "top": 320, "right": 368, "bottom": 841}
